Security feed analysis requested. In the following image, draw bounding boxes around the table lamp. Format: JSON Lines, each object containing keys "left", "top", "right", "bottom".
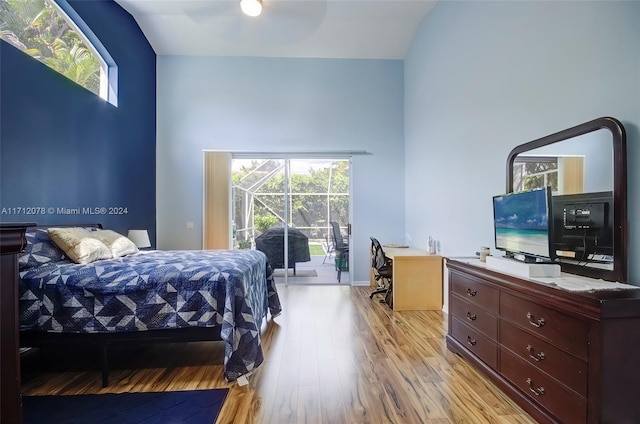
{"left": 127, "top": 229, "right": 151, "bottom": 249}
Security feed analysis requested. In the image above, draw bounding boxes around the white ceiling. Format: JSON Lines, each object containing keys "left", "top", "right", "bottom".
{"left": 114, "top": 0, "right": 437, "bottom": 59}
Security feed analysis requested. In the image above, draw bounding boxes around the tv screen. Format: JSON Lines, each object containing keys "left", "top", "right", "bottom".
{"left": 493, "top": 187, "right": 554, "bottom": 262}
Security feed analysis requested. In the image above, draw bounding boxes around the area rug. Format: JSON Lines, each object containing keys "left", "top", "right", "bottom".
{"left": 273, "top": 269, "right": 318, "bottom": 277}
{"left": 23, "top": 388, "right": 229, "bottom": 424}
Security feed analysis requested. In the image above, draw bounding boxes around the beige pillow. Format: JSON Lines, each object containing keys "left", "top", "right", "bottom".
{"left": 89, "top": 229, "right": 139, "bottom": 258}
{"left": 48, "top": 227, "right": 112, "bottom": 264}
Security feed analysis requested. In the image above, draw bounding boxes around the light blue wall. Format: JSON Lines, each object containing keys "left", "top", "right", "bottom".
{"left": 156, "top": 56, "right": 405, "bottom": 282}
{"left": 405, "top": 1, "right": 640, "bottom": 284}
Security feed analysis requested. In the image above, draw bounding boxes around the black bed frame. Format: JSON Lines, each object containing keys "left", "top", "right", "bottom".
{"left": 19, "top": 224, "right": 224, "bottom": 387}
{"left": 20, "top": 326, "right": 222, "bottom": 387}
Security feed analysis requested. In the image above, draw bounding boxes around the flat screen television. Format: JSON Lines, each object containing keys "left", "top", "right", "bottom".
{"left": 552, "top": 191, "right": 613, "bottom": 262}
{"left": 493, "top": 187, "right": 555, "bottom": 263}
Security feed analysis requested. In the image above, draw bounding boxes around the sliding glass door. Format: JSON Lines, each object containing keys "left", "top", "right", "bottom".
{"left": 232, "top": 159, "right": 286, "bottom": 249}
{"left": 231, "top": 157, "right": 350, "bottom": 285}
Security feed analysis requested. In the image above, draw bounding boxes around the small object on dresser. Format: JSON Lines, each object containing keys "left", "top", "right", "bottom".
{"left": 479, "top": 246, "right": 490, "bottom": 262}
{"left": 428, "top": 236, "right": 437, "bottom": 254}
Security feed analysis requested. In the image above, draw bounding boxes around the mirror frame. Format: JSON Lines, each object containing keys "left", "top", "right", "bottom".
{"left": 506, "top": 117, "right": 628, "bottom": 282}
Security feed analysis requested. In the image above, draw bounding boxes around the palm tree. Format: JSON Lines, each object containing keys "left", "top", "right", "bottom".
{"left": 0, "top": 0, "right": 100, "bottom": 94}
{"left": 46, "top": 38, "right": 100, "bottom": 92}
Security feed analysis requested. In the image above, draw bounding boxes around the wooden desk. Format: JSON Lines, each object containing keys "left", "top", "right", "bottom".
{"left": 371, "top": 247, "right": 443, "bottom": 311}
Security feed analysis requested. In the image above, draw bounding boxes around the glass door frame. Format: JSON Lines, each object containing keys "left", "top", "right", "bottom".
{"left": 231, "top": 154, "right": 352, "bottom": 286}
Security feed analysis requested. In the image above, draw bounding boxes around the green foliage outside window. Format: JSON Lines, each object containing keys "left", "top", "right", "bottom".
{"left": 1, "top": 0, "right": 101, "bottom": 95}
{"left": 516, "top": 158, "right": 559, "bottom": 193}
{"left": 233, "top": 159, "right": 350, "bottom": 241}
{"left": 253, "top": 161, "right": 350, "bottom": 228}
{"left": 255, "top": 215, "right": 278, "bottom": 233}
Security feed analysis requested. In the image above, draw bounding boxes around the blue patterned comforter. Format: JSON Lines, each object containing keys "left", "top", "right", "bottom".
{"left": 19, "top": 245, "right": 282, "bottom": 382}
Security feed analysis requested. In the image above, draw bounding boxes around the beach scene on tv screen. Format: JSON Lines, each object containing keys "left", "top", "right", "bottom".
{"left": 494, "top": 190, "right": 550, "bottom": 257}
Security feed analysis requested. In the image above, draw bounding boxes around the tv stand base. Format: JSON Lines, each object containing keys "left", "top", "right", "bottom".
{"left": 485, "top": 255, "right": 560, "bottom": 278}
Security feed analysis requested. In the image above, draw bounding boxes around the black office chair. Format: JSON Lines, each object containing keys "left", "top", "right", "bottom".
{"left": 369, "top": 237, "right": 393, "bottom": 307}
{"left": 330, "top": 221, "right": 349, "bottom": 283}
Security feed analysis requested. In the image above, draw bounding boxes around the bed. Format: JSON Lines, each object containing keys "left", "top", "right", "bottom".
{"left": 18, "top": 225, "right": 281, "bottom": 386}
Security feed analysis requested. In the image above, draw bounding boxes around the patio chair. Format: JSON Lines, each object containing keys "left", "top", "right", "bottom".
{"left": 330, "top": 221, "right": 349, "bottom": 283}
{"left": 322, "top": 233, "right": 335, "bottom": 264}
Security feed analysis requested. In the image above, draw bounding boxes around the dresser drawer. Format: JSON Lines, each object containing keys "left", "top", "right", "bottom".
{"left": 450, "top": 271, "right": 499, "bottom": 313}
{"left": 500, "top": 320, "right": 587, "bottom": 396}
{"left": 451, "top": 316, "right": 497, "bottom": 368}
{"left": 500, "top": 292, "right": 588, "bottom": 359}
{"left": 451, "top": 295, "right": 497, "bottom": 340}
{"left": 501, "top": 349, "right": 586, "bottom": 424}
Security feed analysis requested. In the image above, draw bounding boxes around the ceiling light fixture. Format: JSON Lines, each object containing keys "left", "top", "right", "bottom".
{"left": 240, "top": 0, "right": 262, "bottom": 17}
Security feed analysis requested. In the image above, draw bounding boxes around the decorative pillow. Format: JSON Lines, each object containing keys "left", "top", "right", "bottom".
{"left": 47, "top": 227, "right": 112, "bottom": 264}
{"left": 89, "top": 229, "right": 139, "bottom": 258}
{"left": 18, "top": 228, "right": 67, "bottom": 271}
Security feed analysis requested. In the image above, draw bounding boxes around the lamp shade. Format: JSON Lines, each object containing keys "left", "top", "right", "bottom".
{"left": 127, "top": 230, "right": 151, "bottom": 248}
{"left": 240, "top": 0, "right": 262, "bottom": 17}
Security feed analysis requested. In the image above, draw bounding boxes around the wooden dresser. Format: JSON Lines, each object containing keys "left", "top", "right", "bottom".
{"left": 446, "top": 258, "right": 640, "bottom": 424}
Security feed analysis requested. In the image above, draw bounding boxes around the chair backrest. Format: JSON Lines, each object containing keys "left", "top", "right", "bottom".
{"left": 370, "top": 237, "right": 388, "bottom": 271}
{"left": 330, "top": 222, "right": 346, "bottom": 248}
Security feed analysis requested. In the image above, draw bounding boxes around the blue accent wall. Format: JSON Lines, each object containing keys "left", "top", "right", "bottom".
{"left": 0, "top": 0, "right": 156, "bottom": 244}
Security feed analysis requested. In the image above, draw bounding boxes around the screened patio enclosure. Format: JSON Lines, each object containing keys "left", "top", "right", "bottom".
{"left": 231, "top": 158, "right": 350, "bottom": 268}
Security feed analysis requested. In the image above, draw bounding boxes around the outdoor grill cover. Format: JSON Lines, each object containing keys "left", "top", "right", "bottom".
{"left": 255, "top": 226, "right": 311, "bottom": 270}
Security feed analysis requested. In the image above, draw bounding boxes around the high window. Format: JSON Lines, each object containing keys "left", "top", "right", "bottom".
{"left": 513, "top": 156, "right": 584, "bottom": 195}
{"left": 1, "top": 0, "right": 115, "bottom": 104}
{"left": 513, "top": 157, "right": 558, "bottom": 193}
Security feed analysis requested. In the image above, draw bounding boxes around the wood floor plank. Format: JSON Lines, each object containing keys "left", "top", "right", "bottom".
{"left": 317, "top": 359, "right": 348, "bottom": 424}
{"left": 297, "top": 386, "right": 321, "bottom": 424}
{"left": 334, "top": 370, "right": 368, "bottom": 422}
{"left": 21, "top": 285, "right": 537, "bottom": 424}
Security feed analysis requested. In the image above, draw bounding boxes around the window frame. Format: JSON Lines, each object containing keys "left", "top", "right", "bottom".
{"left": 512, "top": 156, "right": 559, "bottom": 193}
{"left": 54, "top": 0, "right": 118, "bottom": 106}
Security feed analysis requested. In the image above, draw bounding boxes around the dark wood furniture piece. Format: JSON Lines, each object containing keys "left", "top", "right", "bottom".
{"left": 446, "top": 258, "right": 640, "bottom": 424}
{"left": 1, "top": 222, "right": 35, "bottom": 424}
{"left": 506, "top": 116, "right": 627, "bottom": 283}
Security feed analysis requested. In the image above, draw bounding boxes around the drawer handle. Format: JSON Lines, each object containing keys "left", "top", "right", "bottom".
{"left": 466, "top": 288, "right": 477, "bottom": 297}
{"left": 526, "top": 345, "right": 546, "bottom": 362}
{"left": 526, "top": 378, "right": 545, "bottom": 396}
{"left": 466, "top": 335, "right": 477, "bottom": 346}
{"left": 526, "top": 312, "right": 546, "bottom": 328}
{"left": 466, "top": 311, "right": 477, "bottom": 321}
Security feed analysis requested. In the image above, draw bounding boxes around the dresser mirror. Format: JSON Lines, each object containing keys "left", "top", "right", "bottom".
{"left": 506, "top": 117, "right": 627, "bottom": 282}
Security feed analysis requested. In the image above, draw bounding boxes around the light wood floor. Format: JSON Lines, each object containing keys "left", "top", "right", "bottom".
{"left": 21, "top": 285, "right": 537, "bottom": 423}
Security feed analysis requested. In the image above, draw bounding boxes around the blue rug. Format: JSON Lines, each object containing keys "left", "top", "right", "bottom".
{"left": 23, "top": 388, "right": 229, "bottom": 424}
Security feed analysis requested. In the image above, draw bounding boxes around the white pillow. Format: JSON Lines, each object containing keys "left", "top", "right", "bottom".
{"left": 48, "top": 227, "right": 112, "bottom": 264}
{"left": 89, "top": 229, "right": 139, "bottom": 258}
